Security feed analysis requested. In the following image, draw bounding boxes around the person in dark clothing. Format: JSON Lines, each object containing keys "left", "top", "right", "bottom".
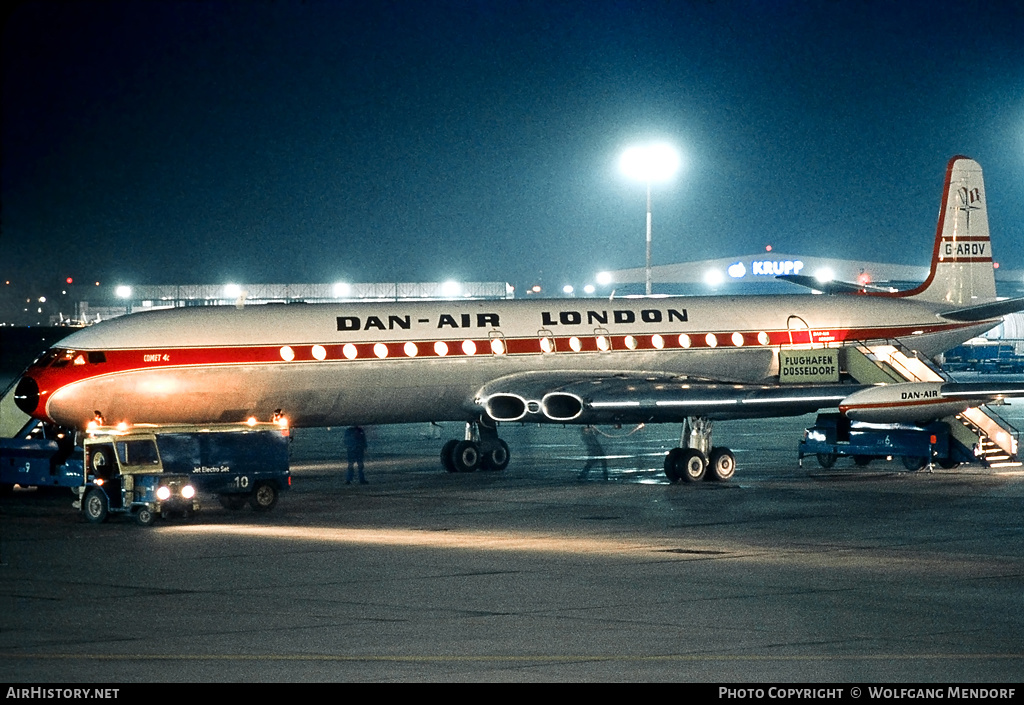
{"left": 344, "top": 426, "right": 368, "bottom": 484}
{"left": 578, "top": 425, "right": 609, "bottom": 480}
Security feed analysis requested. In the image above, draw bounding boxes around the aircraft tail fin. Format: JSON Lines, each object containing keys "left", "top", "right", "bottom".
{"left": 896, "top": 156, "right": 997, "bottom": 305}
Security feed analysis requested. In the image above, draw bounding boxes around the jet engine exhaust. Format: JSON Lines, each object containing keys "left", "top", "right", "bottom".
{"left": 483, "top": 394, "right": 528, "bottom": 422}
{"left": 541, "top": 392, "right": 584, "bottom": 421}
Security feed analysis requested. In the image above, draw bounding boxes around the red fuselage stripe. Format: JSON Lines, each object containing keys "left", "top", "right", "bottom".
{"left": 32, "top": 322, "right": 964, "bottom": 374}
{"left": 23, "top": 320, "right": 975, "bottom": 422}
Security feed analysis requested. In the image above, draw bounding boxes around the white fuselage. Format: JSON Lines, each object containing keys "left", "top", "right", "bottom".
{"left": 20, "top": 294, "right": 992, "bottom": 430}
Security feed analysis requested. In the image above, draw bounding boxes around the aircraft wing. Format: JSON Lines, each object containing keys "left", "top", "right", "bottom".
{"left": 776, "top": 275, "right": 898, "bottom": 295}
{"left": 479, "top": 373, "right": 1024, "bottom": 427}
{"left": 940, "top": 381, "right": 1024, "bottom": 399}
{"left": 937, "top": 296, "right": 1024, "bottom": 322}
{"left": 476, "top": 372, "right": 860, "bottom": 425}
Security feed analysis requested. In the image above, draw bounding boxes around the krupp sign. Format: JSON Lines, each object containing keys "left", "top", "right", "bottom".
{"left": 728, "top": 260, "right": 805, "bottom": 278}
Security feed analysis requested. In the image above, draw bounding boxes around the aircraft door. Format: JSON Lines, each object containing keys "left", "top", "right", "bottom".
{"left": 787, "top": 315, "right": 812, "bottom": 347}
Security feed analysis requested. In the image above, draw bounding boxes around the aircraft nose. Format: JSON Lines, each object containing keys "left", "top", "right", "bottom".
{"left": 13, "top": 375, "right": 40, "bottom": 416}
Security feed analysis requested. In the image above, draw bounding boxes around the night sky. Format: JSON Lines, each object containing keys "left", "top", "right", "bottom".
{"left": 3, "top": 0, "right": 1023, "bottom": 294}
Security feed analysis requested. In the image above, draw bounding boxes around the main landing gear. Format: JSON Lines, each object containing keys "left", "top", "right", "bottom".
{"left": 664, "top": 416, "right": 736, "bottom": 483}
{"left": 440, "top": 417, "right": 510, "bottom": 473}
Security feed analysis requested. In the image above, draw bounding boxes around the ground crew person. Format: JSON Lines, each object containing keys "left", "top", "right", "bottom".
{"left": 344, "top": 426, "right": 368, "bottom": 484}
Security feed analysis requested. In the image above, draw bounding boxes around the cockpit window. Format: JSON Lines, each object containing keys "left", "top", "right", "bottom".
{"left": 32, "top": 348, "right": 104, "bottom": 367}
{"left": 32, "top": 349, "right": 63, "bottom": 368}
{"left": 49, "top": 349, "right": 76, "bottom": 368}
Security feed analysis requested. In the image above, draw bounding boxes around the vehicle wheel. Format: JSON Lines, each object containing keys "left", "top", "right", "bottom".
{"left": 440, "top": 440, "right": 459, "bottom": 473}
{"left": 676, "top": 449, "right": 706, "bottom": 483}
{"left": 83, "top": 488, "right": 109, "bottom": 523}
{"left": 249, "top": 483, "right": 279, "bottom": 511}
{"left": 664, "top": 448, "right": 683, "bottom": 482}
{"left": 482, "top": 440, "right": 510, "bottom": 471}
{"left": 902, "top": 456, "right": 927, "bottom": 471}
{"left": 937, "top": 457, "right": 960, "bottom": 469}
{"left": 816, "top": 452, "right": 837, "bottom": 469}
{"left": 219, "top": 494, "right": 248, "bottom": 510}
{"left": 450, "top": 441, "right": 480, "bottom": 473}
{"left": 707, "top": 447, "right": 736, "bottom": 481}
{"left": 135, "top": 506, "right": 155, "bottom": 526}
{"left": 853, "top": 455, "right": 872, "bottom": 467}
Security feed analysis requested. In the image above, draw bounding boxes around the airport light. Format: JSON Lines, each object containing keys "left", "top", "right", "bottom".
{"left": 596, "top": 271, "right": 613, "bottom": 286}
{"left": 583, "top": 284, "right": 596, "bottom": 295}
{"left": 704, "top": 269, "right": 724, "bottom": 287}
{"left": 562, "top": 285, "right": 574, "bottom": 296}
{"left": 441, "top": 281, "right": 461, "bottom": 298}
{"left": 620, "top": 142, "right": 681, "bottom": 295}
{"left": 115, "top": 285, "right": 133, "bottom": 315}
{"left": 332, "top": 282, "right": 351, "bottom": 298}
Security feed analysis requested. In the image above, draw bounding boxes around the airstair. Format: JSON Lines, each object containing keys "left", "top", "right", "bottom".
{"left": 844, "top": 343, "right": 1021, "bottom": 467}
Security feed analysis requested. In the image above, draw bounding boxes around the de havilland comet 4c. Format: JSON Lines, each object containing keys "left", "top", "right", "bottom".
{"left": 14, "top": 157, "right": 1024, "bottom": 480}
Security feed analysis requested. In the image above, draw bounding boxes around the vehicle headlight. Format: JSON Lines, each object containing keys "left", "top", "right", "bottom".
{"left": 156, "top": 486, "right": 171, "bottom": 501}
{"left": 181, "top": 485, "right": 195, "bottom": 499}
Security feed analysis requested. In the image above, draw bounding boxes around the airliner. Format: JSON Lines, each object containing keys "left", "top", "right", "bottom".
{"left": 13, "top": 157, "right": 1024, "bottom": 481}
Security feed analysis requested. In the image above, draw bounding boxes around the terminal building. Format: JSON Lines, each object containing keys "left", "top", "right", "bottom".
{"left": 66, "top": 281, "right": 515, "bottom": 324}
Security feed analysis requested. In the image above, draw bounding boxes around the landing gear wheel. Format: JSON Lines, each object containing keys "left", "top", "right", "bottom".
{"left": 816, "top": 452, "right": 837, "bottom": 469}
{"left": 664, "top": 448, "right": 683, "bottom": 482}
{"left": 675, "top": 449, "right": 707, "bottom": 483}
{"left": 219, "top": 495, "right": 248, "bottom": 510}
{"left": 250, "top": 482, "right": 279, "bottom": 511}
{"left": 441, "top": 440, "right": 459, "bottom": 473}
{"left": 902, "top": 456, "right": 927, "bottom": 471}
{"left": 450, "top": 441, "right": 480, "bottom": 473}
{"left": 135, "top": 506, "right": 155, "bottom": 526}
{"left": 707, "top": 447, "right": 736, "bottom": 482}
{"left": 482, "top": 440, "right": 510, "bottom": 471}
{"left": 938, "top": 457, "right": 960, "bottom": 469}
{"left": 853, "top": 455, "right": 872, "bottom": 467}
{"left": 83, "top": 488, "right": 109, "bottom": 523}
